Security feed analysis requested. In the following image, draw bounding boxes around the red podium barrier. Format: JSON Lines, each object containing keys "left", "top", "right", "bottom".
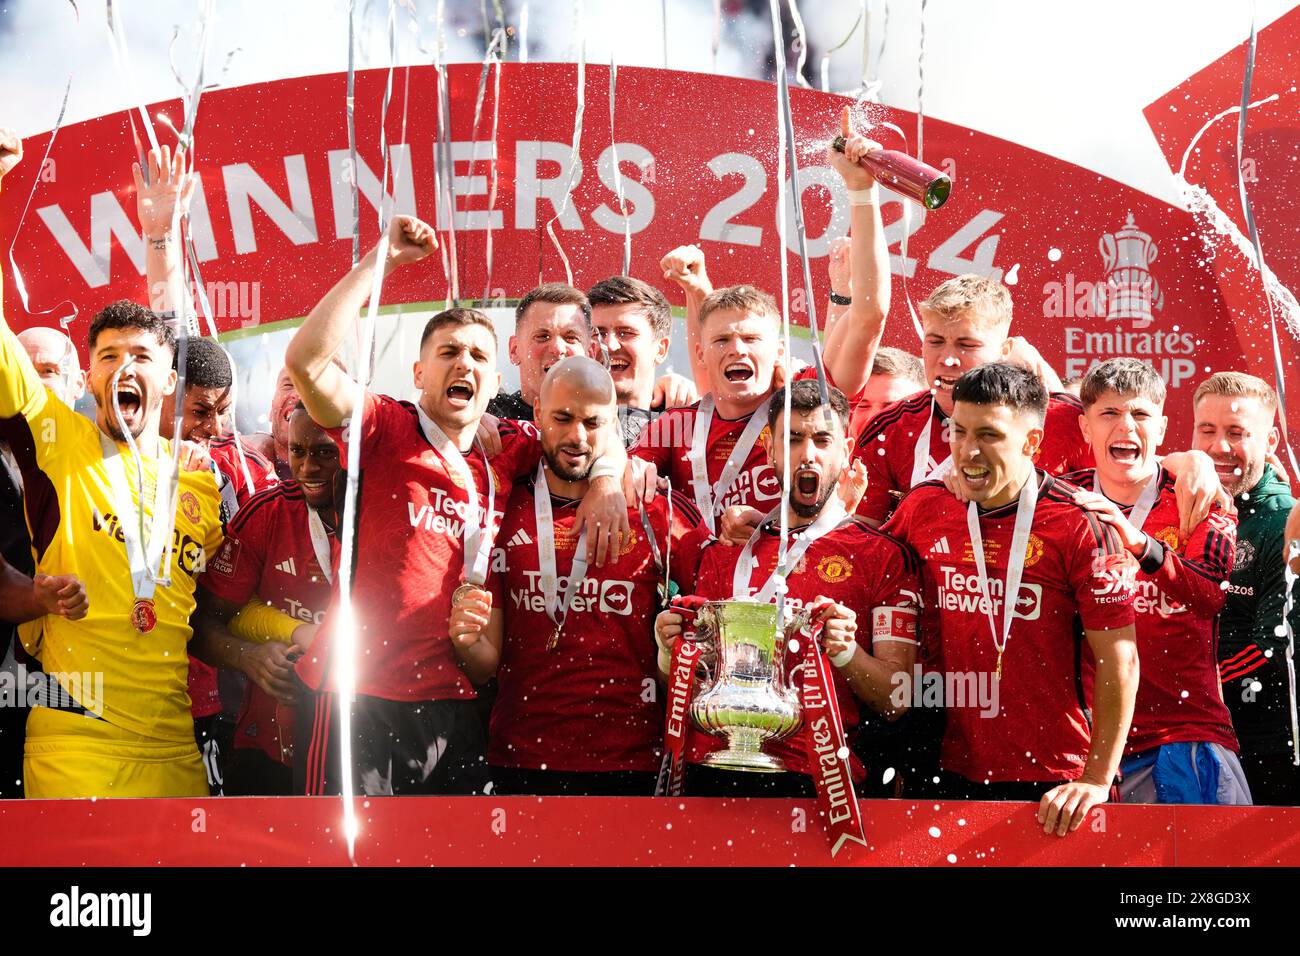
{"left": 2, "top": 797, "right": 1297, "bottom": 867}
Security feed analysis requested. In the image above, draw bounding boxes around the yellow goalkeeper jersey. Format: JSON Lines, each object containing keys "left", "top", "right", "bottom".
{"left": 0, "top": 319, "right": 224, "bottom": 743}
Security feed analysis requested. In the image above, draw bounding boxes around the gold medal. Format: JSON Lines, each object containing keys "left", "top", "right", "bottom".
{"left": 131, "top": 598, "right": 157, "bottom": 634}
{"left": 451, "top": 582, "right": 478, "bottom": 606}
{"left": 546, "top": 624, "right": 562, "bottom": 653}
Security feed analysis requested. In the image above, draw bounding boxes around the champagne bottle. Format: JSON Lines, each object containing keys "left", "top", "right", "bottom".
{"left": 831, "top": 136, "right": 952, "bottom": 210}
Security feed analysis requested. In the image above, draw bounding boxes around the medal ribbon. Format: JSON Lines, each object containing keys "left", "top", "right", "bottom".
{"left": 909, "top": 397, "right": 954, "bottom": 487}
{"left": 98, "top": 431, "right": 175, "bottom": 602}
{"left": 690, "top": 394, "right": 773, "bottom": 533}
{"left": 966, "top": 471, "right": 1039, "bottom": 680}
{"left": 532, "top": 461, "right": 590, "bottom": 641}
{"left": 306, "top": 507, "right": 335, "bottom": 585}
{"left": 1092, "top": 467, "right": 1161, "bottom": 535}
{"left": 800, "top": 617, "right": 868, "bottom": 858}
{"left": 655, "top": 596, "right": 708, "bottom": 797}
{"left": 732, "top": 501, "right": 847, "bottom": 603}
{"left": 416, "top": 404, "right": 496, "bottom": 586}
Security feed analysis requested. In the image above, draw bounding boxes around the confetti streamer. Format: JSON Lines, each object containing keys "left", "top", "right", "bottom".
{"left": 786, "top": 0, "right": 812, "bottom": 88}
{"left": 519, "top": 2, "right": 530, "bottom": 63}
{"left": 820, "top": 7, "right": 863, "bottom": 93}
{"left": 777, "top": 38, "right": 830, "bottom": 407}
{"left": 105, "top": 1, "right": 162, "bottom": 156}
{"left": 607, "top": 57, "right": 633, "bottom": 276}
{"left": 345, "top": 0, "right": 360, "bottom": 266}
{"left": 543, "top": 0, "right": 587, "bottom": 287}
{"left": 1236, "top": 6, "right": 1300, "bottom": 762}
{"left": 469, "top": 28, "right": 508, "bottom": 302}
{"left": 859, "top": 0, "right": 888, "bottom": 103}
{"left": 1285, "top": 541, "right": 1300, "bottom": 765}
{"left": 916, "top": 0, "right": 927, "bottom": 162}
{"left": 333, "top": 227, "right": 389, "bottom": 862}
{"left": 711, "top": 0, "right": 722, "bottom": 71}
{"left": 5, "top": 0, "right": 78, "bottom": 329}
{"left": 434, "top": 0, "right": 462, "bottom": 304}
{"left": 768, "top": 0, "right": 794, "bottom": 612}
{"left": 1234, "top": 6, "right": 1300, "bottom": 484}
{"left": 162, "top": 0, "right": 259, "bottom": 496}
{"left": 660, "top": 0, "right": 668, "bottom": 69}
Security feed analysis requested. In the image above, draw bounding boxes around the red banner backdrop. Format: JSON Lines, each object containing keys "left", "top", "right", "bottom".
{"left": 1143, "top": 6, "right": 1300, "bottom": 438}
{"left": 1, "top": 796, "right": 1298, "bottom": 867}
{"left": 5, "top": 58, "right": 1292, "bottom": 439}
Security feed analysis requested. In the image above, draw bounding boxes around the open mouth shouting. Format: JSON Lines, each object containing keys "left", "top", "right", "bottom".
{"left": 933, "top": 374, "right": 960, "bottom": 392}
{"left": 111, "top": 380, "right": 144, "bottom": 433}
{"left": 1107, "top": 441, "right": 1142, "bottom": 467}
{"left": 723, "top": 362, "right": 755, "bottom": 385}
{"left": 607, "top": 354, "right": 632, "bottom": 378}
{"left": 793, "top": 466, "right": 821, "bottom": 503}
{"left": 960, "top": 464, "right": 991, "bottom": 493}
{"left": 445, "top": 379, "right": 476, "bottom": 410}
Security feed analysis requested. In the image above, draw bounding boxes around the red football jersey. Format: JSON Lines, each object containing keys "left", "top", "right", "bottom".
{"left": 884, "top": 472, "right": 1137, "bottom": 784}
{"left": 296, "top": 394, "right": 541, "bottom": 701}
{"left": 631, "top": 366, "right": 849, "bottom": 523}
{"left": 687, "top": 517, "right": 922, "bottom": 781}
{"left": 189, "top": 434, "right": 279, "bottom": 720}
{"left": 488, "top": 484, "right": 707, "bottom": 773}
{"left": 1063, "top": 467, "right": 1239, "bottom": 754}
{"left": 202, "top": 480, "right": 337, "bottom": 764}
{"left": 853, "top": 390, "right": 1094, "bottom": 523}
{"left": 209, "top": 434, "right": 278, "bottom": 512}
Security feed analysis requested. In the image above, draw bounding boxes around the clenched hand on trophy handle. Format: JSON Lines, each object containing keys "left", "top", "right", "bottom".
{"left": 812, "top": 596, "right": 860, "bottom": 668}
{"left": 654, "top": 603, "right": 716, "bottom": 678}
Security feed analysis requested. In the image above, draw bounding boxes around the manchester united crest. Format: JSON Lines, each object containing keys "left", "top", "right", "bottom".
{"left": 180, "top": 490, "right": 201, "bottom": 524}
{"left": 1023, "top": 533, "right": 1045, "bottom": 568}
{"left": 1233, "top": 538, "right": 1256, "bottom": 572}
{"left": 816, "top": 554, "right": 853, "bottom": 583}
{"left": 1154, "top": 527, "right": 1181, "bottom": 551}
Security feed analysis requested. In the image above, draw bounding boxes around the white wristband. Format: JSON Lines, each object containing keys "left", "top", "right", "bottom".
{"left": 587, "top": 456, "right": 621, "bottom": 481}
{"left": 657, "top": 646, "right": 672, "bottom": 674}
{"left": 846, "top": 185, "right": 879, "bottom": 207}
{"left": 829, "top": 641, "right": 859, "bottom": 668}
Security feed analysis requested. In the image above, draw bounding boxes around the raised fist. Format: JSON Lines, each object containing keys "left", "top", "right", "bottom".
{"left": 660, "top": 244, "right": 711, "bottom": 298}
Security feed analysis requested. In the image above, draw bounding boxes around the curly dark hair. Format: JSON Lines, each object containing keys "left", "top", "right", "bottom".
{"left": 87, "top": 300, "right": 176, "bottom": 356}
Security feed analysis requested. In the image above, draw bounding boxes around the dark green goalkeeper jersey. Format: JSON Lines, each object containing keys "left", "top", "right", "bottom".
{"left": 1219, "top": 465, "right": 1299, "bottom": 755}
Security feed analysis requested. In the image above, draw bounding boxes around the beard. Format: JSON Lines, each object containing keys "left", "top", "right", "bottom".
{"left": 544, "top": 444, "right": 593, "bottom": 483}
{"left": 788, "top": 472, "right": 839, "bottom": 519}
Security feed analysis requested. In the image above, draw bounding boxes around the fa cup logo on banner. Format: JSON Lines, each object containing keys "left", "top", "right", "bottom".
{"left": 1094, "top": 213, "right": 1163, "bottom": 329}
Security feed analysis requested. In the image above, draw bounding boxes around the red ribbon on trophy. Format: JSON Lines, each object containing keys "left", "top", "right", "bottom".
{"left": 656, "top": 595, "right": 708, "bottom": 797}
{"left": 800, "top": 609, "right": 869, "bottom": 859}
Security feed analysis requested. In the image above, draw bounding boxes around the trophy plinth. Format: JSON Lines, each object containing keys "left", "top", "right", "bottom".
{"left": 689, "top": 600, "right": 805, "bottom": 773}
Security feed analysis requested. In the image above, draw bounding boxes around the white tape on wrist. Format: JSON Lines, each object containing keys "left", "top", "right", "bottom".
{"left": 846, "top": 185, "right": 879, "bottom": 207}
{"left": 657, "top": 645, "right": 672, "bottom": 674}
{"left": 829, "top": 641, "right": 858, "bottom": 668}
{"left": 587, "top": 456, "right": 621, "bottom": 481}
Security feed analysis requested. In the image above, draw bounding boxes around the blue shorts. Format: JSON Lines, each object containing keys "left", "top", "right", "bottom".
{"left": 1119, "top": 742, "right": 1253, "bottom": 805}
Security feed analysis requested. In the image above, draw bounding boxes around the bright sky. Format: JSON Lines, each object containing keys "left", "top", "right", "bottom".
{"left": 0, "top": 0, "right": 1295, "bottom": 206}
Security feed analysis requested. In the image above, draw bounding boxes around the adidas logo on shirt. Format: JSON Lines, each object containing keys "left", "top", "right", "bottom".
{"left": 507, "top": 528, "right": 533, "bottom": 547}
{"left": 275, "top": 558, "right": 297, "bottom": 576}
{"left": 929, "top": 536, "right": 951, "bottom": 556}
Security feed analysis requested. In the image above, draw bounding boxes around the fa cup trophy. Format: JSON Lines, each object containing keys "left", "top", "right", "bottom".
{"left": 689, "top": 600, "right": 805, "bottom": 772}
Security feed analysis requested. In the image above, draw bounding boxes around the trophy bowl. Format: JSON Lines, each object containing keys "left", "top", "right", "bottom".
{"left": 689, "top": 600, "right": 805, "bottom": 772}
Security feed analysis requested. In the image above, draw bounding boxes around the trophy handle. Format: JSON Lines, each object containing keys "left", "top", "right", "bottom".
{"left": 691, "top": 611, "right": 719, "bottom": 689}
{"left": 1098, "top": 233, "right": 1117, "bottom": 272}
